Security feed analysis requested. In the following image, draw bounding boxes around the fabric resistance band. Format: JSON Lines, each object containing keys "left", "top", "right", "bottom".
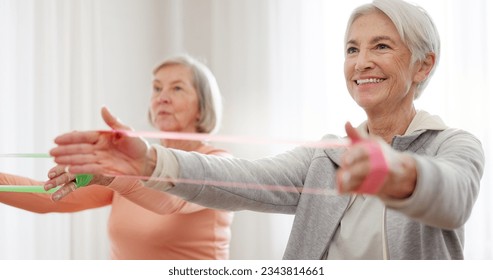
{"left": 0, "top": 130, "right": 388, "bottom": 195}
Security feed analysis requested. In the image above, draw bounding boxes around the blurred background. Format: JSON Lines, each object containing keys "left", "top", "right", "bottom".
{"left": 0, "top": 0, "right": 491, "bottom": 259}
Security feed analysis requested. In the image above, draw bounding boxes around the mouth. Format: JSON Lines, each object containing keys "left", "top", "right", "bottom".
{"left": 355, "top": 78, "right": 385, "bottom": 86}
{"left": 156, "top": 110, "right": 171, "bottom": 116}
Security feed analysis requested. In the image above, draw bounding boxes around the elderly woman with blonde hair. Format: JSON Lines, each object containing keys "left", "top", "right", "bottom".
{"left": 1, "top": 54, "right": 233, "bottom": 260}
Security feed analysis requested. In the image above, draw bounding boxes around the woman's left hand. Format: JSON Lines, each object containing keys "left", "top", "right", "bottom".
{"left": 44, "top": 165, "right": 77, "bottom": 201}
{"left": 44, "top": 165, "right": 114, "bottom": 201}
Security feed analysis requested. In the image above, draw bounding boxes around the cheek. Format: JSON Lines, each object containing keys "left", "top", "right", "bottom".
{"left": 149, "top": 103, "right": 157, "bottom": 117}
{"left": 343, "top": 60, "right": 352, "bottom": 79}
{"left": 392, "top": 55, "right": 413, "bottom": 79}
{"left": 149, "top": 100, "right": 161, "bottom": 120}
{"left": 343, "top": 61, "right": 356, "bottom": 87}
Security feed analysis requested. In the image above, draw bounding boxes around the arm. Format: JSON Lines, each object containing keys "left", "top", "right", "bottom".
{"left": 381, "top": 130, "right": 484, "bottom": 229}
{"left": 108, "top": 147, "right": 232, "bottom": 214}
{"left": 49, "top": 107, "right": 313, "bottom": 213}
{"left": 145, "top": 145, "right": 315, "bottom": 214}
{"left": 0, "top": 172, "right": 113, "bottom": 213}
{"left": 108, "top": 177, "right": 208, "bottom": 214}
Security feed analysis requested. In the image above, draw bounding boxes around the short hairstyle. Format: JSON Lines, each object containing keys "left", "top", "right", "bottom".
{"left": 345, "top": 0, "right": 440, "bottom": 99}
{"left": 151, "top": 54, "right": 222, "bottom": 133}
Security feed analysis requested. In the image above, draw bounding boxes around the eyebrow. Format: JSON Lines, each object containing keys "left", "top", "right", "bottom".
{"left": 370, "top": 35, "right": 396, "bottom": 45}
{"left": 346, "top": 35, "right": 397, "bottom": 46}
{"left": 153, "top": 79, "right": 187, "bottom": 85}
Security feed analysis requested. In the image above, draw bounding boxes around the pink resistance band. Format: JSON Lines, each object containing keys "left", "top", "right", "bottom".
{"left": 354, "top": 141, "right": 389, "bottom": 194}
{"left": 122, "top": 129, "right": 388, "bottom": 194}
{"left": 2, "top": 131, "right": 389, "bottom": 195}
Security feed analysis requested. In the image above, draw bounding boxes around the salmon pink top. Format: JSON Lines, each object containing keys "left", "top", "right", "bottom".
{"left": 0, "top": 144, "right": 233, "bottom": 260}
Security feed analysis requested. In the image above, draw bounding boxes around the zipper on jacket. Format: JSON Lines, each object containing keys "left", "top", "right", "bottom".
{"left": 382, "top": 206, "right": 389, "bottom": 259}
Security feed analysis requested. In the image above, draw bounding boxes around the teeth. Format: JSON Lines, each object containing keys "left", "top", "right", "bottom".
{"left": 356, "top": 78, "right": 384, "bottom": 85}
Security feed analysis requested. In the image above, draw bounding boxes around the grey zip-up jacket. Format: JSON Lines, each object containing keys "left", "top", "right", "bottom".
{"left": 146, "top": 112, "right": 484, "bottom": 259}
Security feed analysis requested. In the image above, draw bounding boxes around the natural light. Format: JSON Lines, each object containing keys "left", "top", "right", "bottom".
{"left": 0, "top": 0, "right": 491, "bottom": 261}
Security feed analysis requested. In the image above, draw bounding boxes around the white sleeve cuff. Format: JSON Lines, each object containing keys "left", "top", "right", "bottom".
{"left": 142, "top": 144, "right": 180, "bottom": 192}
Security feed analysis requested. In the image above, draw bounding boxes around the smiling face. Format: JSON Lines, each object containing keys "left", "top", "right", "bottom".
{"left": 149, "top": 64, "right": 201, "bottom": 133}
{"left": 344, "top": 10, "right": 423, "bottom": 114}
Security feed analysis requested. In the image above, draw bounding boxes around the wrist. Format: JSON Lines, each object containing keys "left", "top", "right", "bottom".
{"left": 386, "top": 154, "right": 417, "bottom": 199}
{"left": 92, "top": 175, "right": 115, "bottom": 186}
{"left": 143, "top": 146, "right": 157, "bottom": 177}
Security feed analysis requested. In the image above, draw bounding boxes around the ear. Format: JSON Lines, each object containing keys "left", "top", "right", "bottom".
{"left": 413, "top": 53, "right": 436, "bottom": 83}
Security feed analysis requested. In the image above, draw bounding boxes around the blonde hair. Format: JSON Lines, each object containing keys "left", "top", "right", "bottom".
{"left": 151, "top": 54, "right": 222, "bottom": 133}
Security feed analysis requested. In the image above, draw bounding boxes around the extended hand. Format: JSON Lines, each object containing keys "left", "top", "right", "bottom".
{"left": 44, "top": 164, "right": 114, "bottom": 201}
{"left": 337, "top": 122, "right": 417, "bottom": 199}
{"left": 50, "top": 107, "right": 156, "bottom": 178}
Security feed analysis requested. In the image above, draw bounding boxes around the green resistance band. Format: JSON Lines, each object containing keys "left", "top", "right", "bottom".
{"left": 74, "top": 174, "right": 94, "bottom": 188}
{"left": 0, "top": 174, "right": 93, "bottom": 193}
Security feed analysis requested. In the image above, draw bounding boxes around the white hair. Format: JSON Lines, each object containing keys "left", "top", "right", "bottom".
{"left": 345, "top": 0, "right": 440, "bottom": 99}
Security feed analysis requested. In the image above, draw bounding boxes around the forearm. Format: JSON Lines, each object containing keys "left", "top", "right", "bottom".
{"left": 148, "top": 146, "right": 312, "bottom": 213}
{"left": 381, "top": 136, "right": 484, "bottom": 229}
{"left": 0, "top": 172, "right": 112, "bottom": 213}
{"left": 108, "top": 176, "right": 207, "bottom": 214}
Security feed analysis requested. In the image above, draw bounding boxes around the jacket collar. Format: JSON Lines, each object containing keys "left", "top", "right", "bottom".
{"left": 325, "top": 110, "right": 448, "bottom": 163}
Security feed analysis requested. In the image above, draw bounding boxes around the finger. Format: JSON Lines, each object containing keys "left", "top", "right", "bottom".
{"left": 337, "top": 162, "right": 370, "bottom": 192}
{"left": 353, "top": 141, "right": 389, "bottom": 194}
{"left": 102, "top": 107, "right": 132, "bottom": 131}
{"left": 47, "top": 165, "right": 67, "bottom": 179}
{"left": 65, "top": 164, "right": 110, "bottom": 175}
{"left": 51, "top": 181, "right": 77, "bottom": 202}
{"left": 53, "top": 131, "right": 101, "bottom": 145}
{"left": 336, "top": 169, "right": 349, "bottom": 193}
{"left": 53, "top": 154, "right": 99, "bottom": 166}
{"left": 49, "top": 143, "right": 96, "bottom": 157}
{"left": 44, "top": 171, "right": 77, "bottom": 191}
{"left": 345, "top": 122, "right": 363, "bottom": 144}
{"left": 341, "top": 144, "right": 368, "bottom": 168}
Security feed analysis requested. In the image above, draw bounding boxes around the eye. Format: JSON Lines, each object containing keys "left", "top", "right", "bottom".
{"left": 346, "top": 47, "right": 358, "bottom": 55}
{"left": 173, "top": 86, "right": 183, "bottom": 91}
{"left": 376, "top": 43, "right": 390, "bottom": 50}
{"left": 153, "top": 86, "right": 162, "bottom": 93}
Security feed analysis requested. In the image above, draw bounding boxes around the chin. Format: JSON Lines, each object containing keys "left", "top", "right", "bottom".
{"left": 155, "top": 125, "right": 176, "bottom": 132}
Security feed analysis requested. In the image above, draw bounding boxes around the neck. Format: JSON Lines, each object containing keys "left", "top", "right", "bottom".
{"left": 366, "top": 105, "right": 416, "bottom": 144}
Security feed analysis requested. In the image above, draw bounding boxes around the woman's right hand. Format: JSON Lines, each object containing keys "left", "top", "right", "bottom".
{"left": 49, "top": 107, "right": 156, "bottom": 180}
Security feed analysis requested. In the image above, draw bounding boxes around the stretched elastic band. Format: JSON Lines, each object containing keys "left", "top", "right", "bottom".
{"left": 355, "top": 141, "right": 389, "bottom": 194}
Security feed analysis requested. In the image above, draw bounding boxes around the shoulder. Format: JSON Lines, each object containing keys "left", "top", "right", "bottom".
{"left": 429, "top": 128, "right": 482, "bottom": 148}
{"left": 415, "top": 128, "right": 484, "bottom": 165}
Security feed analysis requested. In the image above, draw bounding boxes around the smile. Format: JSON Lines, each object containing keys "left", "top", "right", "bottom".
{"left": 356, "top": 78, "right": 385, "bottom": 85}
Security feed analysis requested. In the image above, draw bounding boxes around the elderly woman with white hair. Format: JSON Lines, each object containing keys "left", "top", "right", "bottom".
{"left": 50, "top": 0, "right": 484, "bottom": 260}
{"left": 1, "top": 54, "right": 233, "bottom": 260}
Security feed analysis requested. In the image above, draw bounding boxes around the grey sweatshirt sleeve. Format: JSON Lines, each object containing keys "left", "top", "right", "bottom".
{"left": 145, "top": 145, "right": 315, "bottom": 214}
{"left": 382, "top": 129, "right": 484, "bottom": 229}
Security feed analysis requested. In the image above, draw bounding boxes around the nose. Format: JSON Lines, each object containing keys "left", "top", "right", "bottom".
{"left": 155, "top": 89, "right": 171, "bottom": 103}
{"left": 355, "top": 50, "right": 375, "bottom": 72}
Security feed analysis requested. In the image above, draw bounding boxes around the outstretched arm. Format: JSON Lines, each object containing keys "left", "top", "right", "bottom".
{"left": 47, "top": 107, "right": 210, "bottom": 214}
{"left": 0, "top": 172, "right": 113, "bottom": 213}
{"left": 48, "top": 106, "right": 156, "bottom": 182}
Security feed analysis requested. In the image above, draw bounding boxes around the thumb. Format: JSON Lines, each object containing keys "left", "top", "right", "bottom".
{"left": 345, "top": 121, "right": 363, "bottom": 144}
{"left": 101, "top": 106, "right": 132, "bottom": 131}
